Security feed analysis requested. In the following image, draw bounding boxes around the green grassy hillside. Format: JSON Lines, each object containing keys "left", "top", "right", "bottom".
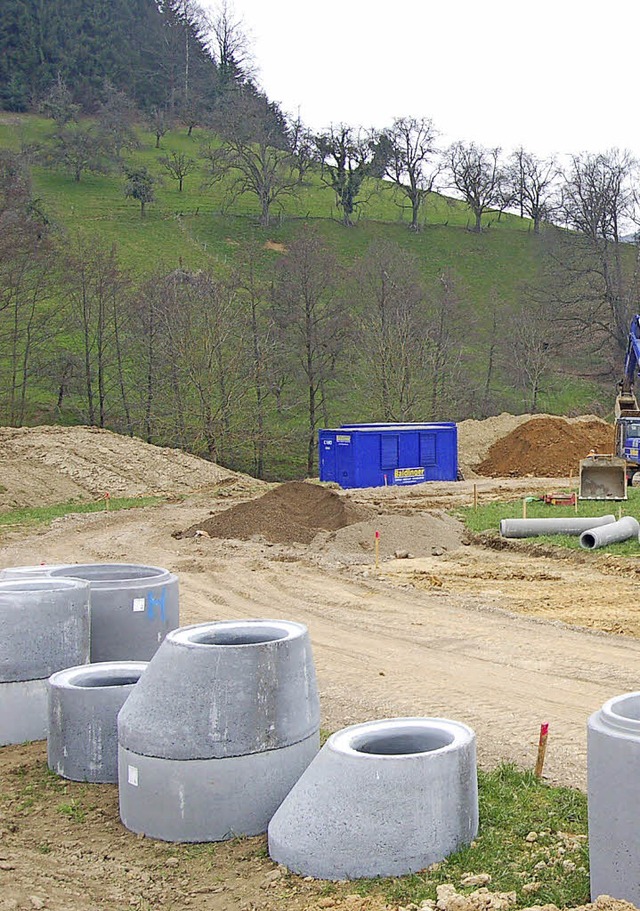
{"left": 0, "top": 114, "right": 611, "bottom": 477}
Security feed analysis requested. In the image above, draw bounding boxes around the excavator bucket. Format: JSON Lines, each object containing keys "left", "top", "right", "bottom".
{"left": 579, "top": 454, "right": 627, "bottom": 500}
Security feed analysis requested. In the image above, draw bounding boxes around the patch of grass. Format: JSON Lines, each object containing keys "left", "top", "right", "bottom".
{"left": 459, "top": 488, "right": 640, "bottom": 555}
{"left": 356, "top": 764, "right": 589, "bottom": 909}
{"left": 57, "top": 799, "right": 87, "bottom": 823}
{"left": 0, "top": 495, "right": 164, "bottom": 532}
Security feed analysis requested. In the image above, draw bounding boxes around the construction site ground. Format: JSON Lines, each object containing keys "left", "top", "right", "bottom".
{"left": 1, "top": 420, "right": 638, "bottom": 911}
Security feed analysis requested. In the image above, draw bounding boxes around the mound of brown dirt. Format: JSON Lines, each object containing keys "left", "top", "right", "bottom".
{"left": 457, "top": 412, "right": 611, "bottom": 477}
{"left": 0, "top": 425, "right": 240, "bottom": 509}
{"left": 476, "top": 417, "right": 615, "bottom": 477}
{"left": 182, "top": 481, "right": 369, "bottom": 545}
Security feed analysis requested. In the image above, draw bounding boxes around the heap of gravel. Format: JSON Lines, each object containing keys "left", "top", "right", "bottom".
{"left": 309, "top": 512, "right": 465, "bottom": 565}
{"left": 181, "top": 481, "right": 369, "bottom": 545}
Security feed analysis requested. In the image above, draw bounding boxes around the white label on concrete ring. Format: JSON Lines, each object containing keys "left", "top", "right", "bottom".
{"left": 132, "top": 598, "right": 145, "bottom": 613}
{"left": 128, "top": 765, "right": 139, "bottom": 786}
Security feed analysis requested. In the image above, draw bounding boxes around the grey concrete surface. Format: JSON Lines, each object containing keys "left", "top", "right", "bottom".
{"left": 0, "top": 578, "right": 90, "bottom": 683}
{"left": 588, "top": 692, "right": 640, "bottom": 903}
{"left": 49, "top": 564, "right": 179, "bottom": 662}
{"left": 48, "top": 661, "right": 148, "bottom": 783}
{"left": 500, "top": 516, "right": 616, "bottom": 538}
{"left": 580, "top": 516, "right": 640, "bottom": 550}
{"left": 0, "top": 564, "right": 65, "bottom": 579}
{"left": 118, "top": 620, "right": 320, "bottom": 760}
{"left": 118, "top": 732, "right": 319, "bottom": 842}
{"left": 268, "top": 717, "right": 478, "bottom": 880}
{"left": 0, "top": 677, "right": 49, "bottom": 745}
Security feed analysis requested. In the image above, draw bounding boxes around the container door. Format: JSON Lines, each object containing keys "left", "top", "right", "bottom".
{"left": 336, "top": 434, "right": 355, "bottom": 488}
{"left": 319, "top": 436, "right": 337, "bottom": 482}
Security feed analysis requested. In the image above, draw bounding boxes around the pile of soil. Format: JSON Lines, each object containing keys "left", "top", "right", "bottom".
{"left": 182, "top": 481, "right": 368, "bottom": 545}
{"left": 477, "top": 417, "right": 615, "bottom": 477}
{"left": 0, "top": 425, "right": 239, "bottom": 508}
{"left": 309, "top": 511, "right": 464, "bottom": 565}
{"left": 457, "top": 412, "right": 610, "bottom": 477}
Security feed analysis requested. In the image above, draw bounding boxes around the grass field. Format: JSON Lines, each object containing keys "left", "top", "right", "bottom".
{"left": 461, "top": 489, "right": 640, "bottom": 554}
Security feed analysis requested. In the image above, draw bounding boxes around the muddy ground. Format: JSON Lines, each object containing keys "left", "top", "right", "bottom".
{"left": 2, "top": 475, "right": 640, "bottom": 911}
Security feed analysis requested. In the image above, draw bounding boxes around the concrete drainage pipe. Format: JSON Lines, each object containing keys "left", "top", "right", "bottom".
{"left": 500, "top": 516, "right": 616, "bottom": 538}
{"left": 0, "top": 579, "right": 90, "bottom": 746}
{"left": 49, "top": 563, "right": 179, "bottom": 662}
{"left": 579, "top": 516, "right": 640, "bottom": 550}
{"left": 118, "top": 619, "right": 320, "bottom": 842}
{"left": 268, "top": 717, "right": 478, "bottom": 880}
{"left": 588, "top": 691, "right": 640, "bottom": 904}
{"left": 48, "top": 661, "right": 147, "bottom": 783}
{"left": 0, "top": 564, "right": 65, "bottom": 579}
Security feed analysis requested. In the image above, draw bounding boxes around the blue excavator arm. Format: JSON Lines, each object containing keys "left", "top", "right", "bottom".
{"left": 622, "top": 314, "right": 640, "bottom": 394}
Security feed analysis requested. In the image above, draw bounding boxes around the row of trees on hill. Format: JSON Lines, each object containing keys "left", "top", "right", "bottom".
{"left": 5, "top": 148, "right": 608, "bottom": 476}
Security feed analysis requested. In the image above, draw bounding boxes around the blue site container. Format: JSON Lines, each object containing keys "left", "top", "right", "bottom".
{"left": 318, "top": 422, "right": 458, "bottom": 489}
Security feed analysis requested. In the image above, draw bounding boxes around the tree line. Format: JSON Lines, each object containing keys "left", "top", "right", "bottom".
{"left": 0, "top": 148, "right": 488, "bottom": 477}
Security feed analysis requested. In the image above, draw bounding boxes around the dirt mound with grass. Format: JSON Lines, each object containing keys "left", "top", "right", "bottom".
{"left": 476, "top": 417, "right": 615, "bottom": 477}
{"left": 182, "top": 481, "right": 369, "bottom": 545}
{"left": 0, "top": 425, "right": 240, "bottom": 509}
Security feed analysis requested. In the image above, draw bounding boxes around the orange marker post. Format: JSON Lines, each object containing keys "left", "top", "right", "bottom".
{"left": 375, "top": 530, "right": 380, "bottom": 570}
{"left": 534, "top": 723, "right": 549, "bottom": 778}
{"left": 104, "top": 492, "right": 111, "bottom": 512}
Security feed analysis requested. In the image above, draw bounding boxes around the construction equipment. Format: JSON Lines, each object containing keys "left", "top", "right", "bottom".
{"left": 615, "top": 314, "right": 640, "bottom": 483}
{"left": 578, "top": 314, "right": 640, "bottom": 500}
{"left": 540, "top": 491, "right": 577, "bottom": 507}
{"left": 579, "top": 454, "right": 627, "bottom": 500}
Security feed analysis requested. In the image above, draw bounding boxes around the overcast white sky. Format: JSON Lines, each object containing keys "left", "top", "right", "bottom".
{"left": 200, "top": 0, "right": 640, "bottom": 160}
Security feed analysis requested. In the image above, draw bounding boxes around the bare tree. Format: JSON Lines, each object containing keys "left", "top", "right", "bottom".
{"left": 154, "top": 270, "right": 247, "bottom": 461}
{"left": 208, "top": 0, "right": 255, "bottom": 86}
{"left": 39, "top": 76, "right": 80, "bottom": 127}
{"left": 556, "top": 149, "right": 638, "bottom": 355}
{"left": 271, "top": 228, "right": 348, "bottom": 474}
{"left": 61, "top": 239, "right": 130, "bottom": 427}
{"left": 350, "top": 241, "right": 428, "bottom": 420}
{"left": 505, "top": 148, "right": 558, "bottom": 234}
{"left": 149, "top": 107, "right": 172, "bottom": 148}
{"left": 445, "top": 141, "right": 504, "bottom": 232}
{"left": 377, "top": 117, "right": 440, "bottom": 231}
{"left": 42, "top": 123, "right": 111, "bottom": 182}
{"left": 202, "top": 103, "right": 300, "bottom": 226}
{"left": 503, "top": 297, "right": 558, "bottom": 412}
{"left": 0, "top": 152, "right": 55, "bottom": 425}
{"left": 159, "top": 151, "right": 197, "bottom": 192}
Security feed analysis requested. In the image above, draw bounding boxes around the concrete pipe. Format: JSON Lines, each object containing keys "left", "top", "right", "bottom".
{"left": 48, "top": 661, "right": 147, "bottom": 783}
{"left": 118, "top": 619, "right": 320, "bottom": 842}
{"left": 588, "top": 691, "right": 640, "bottom": 903}
{"left": 49, "top": 563, "right": 179, "bottom": 662}
{"left": 0, "top": 564, "right": 64, "bottom": 579}
{"left": 500, "top": 515, "right": 616, "bottom": 538}
{"left": 0, "top": 578, "right": 90, "bottom": 746}
{"left": 579, "top": 516, "right": 640, "bottom": 550}
{"left": 268, "top": 717, "right": 478, "bottom": 880}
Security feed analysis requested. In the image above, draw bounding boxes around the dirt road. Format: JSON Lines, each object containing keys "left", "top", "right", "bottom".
{"left": 4, "top": 487, "right": 640, "bottom": 911}
{"left": 2, "top": 492, "right": 638, "bottom": 790}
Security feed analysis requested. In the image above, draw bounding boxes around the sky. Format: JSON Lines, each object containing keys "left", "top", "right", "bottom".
{"left": 200, "top": 0, "right": 640, "bottom": 161}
